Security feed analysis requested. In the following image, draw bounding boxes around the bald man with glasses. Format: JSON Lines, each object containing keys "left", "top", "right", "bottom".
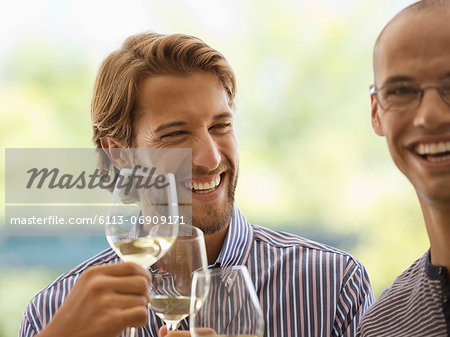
{"left": 357, "top": 0, "right": 450, "bottom": 336}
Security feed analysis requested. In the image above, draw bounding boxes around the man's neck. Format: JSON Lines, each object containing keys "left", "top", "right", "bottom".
{"left": 419, "top": 198, "right": 450, "bottom": 279}
{"left": 204, "top": 225, "right": 229, "bottom": 265}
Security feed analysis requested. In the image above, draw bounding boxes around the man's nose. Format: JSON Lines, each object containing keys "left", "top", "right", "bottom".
{"left": 413, "top": 88, "right": 450, "bottom": 130}
{"left": 191, "top": 132, "right": 221, "bottom": 171}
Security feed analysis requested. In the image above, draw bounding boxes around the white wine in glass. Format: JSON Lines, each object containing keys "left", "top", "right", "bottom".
{"left": 149, "top": 224, "right": 208, "bottom": 332}
{"left": 190, "top": 266, "right": 264, "bottom": 337}
{"left": 106, "top": 168, "right": 179, "bottom": 268}
{"left": 112, "top": 231, "right": 175, "bottom": 269}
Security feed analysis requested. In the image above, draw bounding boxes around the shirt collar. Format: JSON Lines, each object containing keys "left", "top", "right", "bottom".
{"left": 213, "top": 206, "right": 253, "bottom": 268}
{"left": 425, "top": 249, "right": 449, "bottom": 281}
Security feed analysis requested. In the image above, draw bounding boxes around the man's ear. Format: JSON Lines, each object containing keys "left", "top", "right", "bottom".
{"left": 371, "top": 95, "right": 384, "bottom": 137}
{"left": 100, "top": 137, "right": 132, "bottom": 170}
{"left": 100, "top": 137, "right": 123, "bottom": 149}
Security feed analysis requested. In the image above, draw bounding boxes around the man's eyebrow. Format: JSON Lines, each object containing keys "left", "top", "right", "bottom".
{"left": 154, "top": 121, "right": 187, "bottom": 133}
{"left": 382, "top": 75, "right": 415, "bottom": 85}
{"left": 213, "top": 112, "right": 233, "bottom": 121}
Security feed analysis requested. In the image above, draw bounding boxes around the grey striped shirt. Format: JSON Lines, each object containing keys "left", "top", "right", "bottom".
{"left": 356, "top": 251, "right": 450, "bottom": 337}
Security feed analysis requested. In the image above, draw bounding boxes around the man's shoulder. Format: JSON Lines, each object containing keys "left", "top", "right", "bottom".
{"left": 357, "top": 252, "right": 448, "bottom": 336}
{"left": 376, "top": 252, "right": 428, "bottom": 299}
{"left": 249, "top": 224, "right": 372, "bottom": 296}
{"left": 251, "top": 223, "right": 357, "bottom": 259}
{"left": 42, "top": 248, "right": 119, "bottom": 292}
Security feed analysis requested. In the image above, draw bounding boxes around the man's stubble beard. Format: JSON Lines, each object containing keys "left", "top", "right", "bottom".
{"left": 192, "top": 168, "right": 238, "bottom": 235}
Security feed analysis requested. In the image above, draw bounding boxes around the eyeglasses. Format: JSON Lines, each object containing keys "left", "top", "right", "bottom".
{"left": 369, "top": 79, "right": 450, "bottom": 112}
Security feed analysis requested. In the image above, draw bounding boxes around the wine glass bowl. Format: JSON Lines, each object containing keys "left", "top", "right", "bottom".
{"left": 190, "top": 266, "right": 264, "bottom": 337}
{"left": 105, "top": 168, "right": 180, "bottom": 269}
{"left": 149, "top": 224, "right": 208, "bottom": 331}
{"left": 111, "top": 224, "right": 175, "bottom": 269}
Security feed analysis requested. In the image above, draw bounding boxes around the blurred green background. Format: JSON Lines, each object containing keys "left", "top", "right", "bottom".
{"left": 0, "top": 0, "right": 429, "bottom": 336}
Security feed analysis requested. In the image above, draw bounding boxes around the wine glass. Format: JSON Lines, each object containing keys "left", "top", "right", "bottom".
{"left": 190, "top": 266, "right": 264, "bottom": 337}
{"left": 149, "top": 224, "right": 208, "bottom": 332}
{"left": 105, "top": 167, "right": 180, "bottom": 336}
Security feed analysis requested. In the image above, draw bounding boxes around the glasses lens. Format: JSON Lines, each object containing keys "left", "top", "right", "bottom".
{"left": 440, "top": 79, "right": 450, "bottom": 105}
{"left": 379, "top": 82, "right": 421, "bottom": 111}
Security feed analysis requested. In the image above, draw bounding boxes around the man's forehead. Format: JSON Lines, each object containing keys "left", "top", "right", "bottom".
{"left": 373, "top": 8, "right": 450, "bottom": 83}
{"left": 133, "top": 72, "right": 232, "bottom": 131}
{"left": 140, "top": 72, "right": 227, "bottom": 98}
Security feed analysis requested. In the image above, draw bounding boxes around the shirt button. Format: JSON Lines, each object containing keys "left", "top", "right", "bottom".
{"left": 438, "top": 267, "right": 443, "bottom": 275}
{"left": 443, "top": 296, "right": 448, "bottom": 304}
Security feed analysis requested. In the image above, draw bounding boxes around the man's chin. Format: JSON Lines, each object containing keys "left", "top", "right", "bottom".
{"left": 191, "top": 202, "right": 234, "bottom": 235}
{"left": 416, "top": 185, "right": 450, "bottom": 206}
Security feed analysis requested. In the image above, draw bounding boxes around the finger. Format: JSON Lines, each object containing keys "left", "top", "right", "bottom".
{"left": 81, "top": 273, "right": 150, "bottom": 299}
{"left": 166, "top": 332, "right": 192, "bottom": 337}
{"left": 110, "top": 275, "right": 151, "bottom": 297}
{"left": 121, "top": 306, "right": 149, "bottom": 328}
{"left": 107, "top": 293, "right": 149, "bottom": 310}
{"left": 191, "top": 328, "right": 216, "bottom": 336}
{"left": 91, "top": 262, "right": 151, "bottom": 280}
{"left": 159, "top": 325, "right": 168, "bottom": 337}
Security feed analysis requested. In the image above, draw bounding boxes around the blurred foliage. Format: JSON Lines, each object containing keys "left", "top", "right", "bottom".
{"left": 0, "top": 40, "right": 94, "bottom": 148}
{"left": 1, "top": 0, "right": 427, "bottom": 336}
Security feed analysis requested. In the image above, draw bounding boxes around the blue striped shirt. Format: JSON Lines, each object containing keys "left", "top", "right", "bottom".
{"left": 20, "top": 207, "right": 374, "bottom": 337}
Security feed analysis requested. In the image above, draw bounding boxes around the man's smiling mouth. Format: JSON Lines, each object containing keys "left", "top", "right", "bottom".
{"left": 181, "top": 175, "right": 222, "bottom": 193}
{"left": 414, "top": 141, "right": 450, "bottom": 162}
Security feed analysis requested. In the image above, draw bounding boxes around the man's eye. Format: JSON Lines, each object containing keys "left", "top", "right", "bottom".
{"left": 211, "top": 123, "right": 232, "bottom": 130}
{"left": 385, "top": 85, "right": 419, "bottom": 96}
{"left": 441, "top": 80, "right": 450, "bottom": 95}
{"left": 161, "top": 130, "right": 187, "bottom": 139}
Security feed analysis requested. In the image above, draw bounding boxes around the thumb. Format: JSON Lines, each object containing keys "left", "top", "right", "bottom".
{"left": 159, "top": 325, "right": 168, "bottom": 337}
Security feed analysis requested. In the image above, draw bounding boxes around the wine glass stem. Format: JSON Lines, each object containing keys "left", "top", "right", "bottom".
{"left": 166, "top": 321, "right": 180, "bottom": 332}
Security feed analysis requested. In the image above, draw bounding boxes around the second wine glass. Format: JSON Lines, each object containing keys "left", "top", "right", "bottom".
{"left": 190, "top": 266, "right": 264, "bottom": 337}
{"left": 149, "top": 224, "right": 208, "bottom": 332}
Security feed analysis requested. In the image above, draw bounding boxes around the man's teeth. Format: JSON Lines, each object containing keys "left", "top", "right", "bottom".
{"left": 428, "top": 154, "right": 450, "bottom": 162}
{"left": 415, "top": 141, "right": 450, "bottom": 155}
{"left": 185, "top": 176, "right": 221, "bottom": 191}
